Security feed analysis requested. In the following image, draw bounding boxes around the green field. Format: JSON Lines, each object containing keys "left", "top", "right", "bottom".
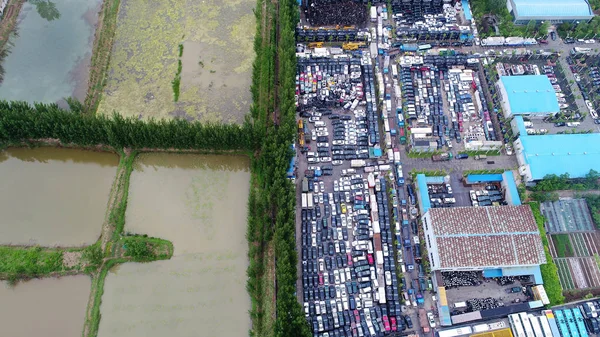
{"left": 552, "top": 234, "right": 574, "bottom": 258}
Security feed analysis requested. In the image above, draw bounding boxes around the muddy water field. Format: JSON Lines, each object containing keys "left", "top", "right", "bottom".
{"left": 0, "top": 275, "right": 91, "bottom": 337}
{"left": 98, "top": 0, "right": 255, "bottom": 123}
{"left": 0, "top": 0, "right": 102, "bottom": 105}
{"left": 97, "top": 153, "right": 251, "bottom": 337}
{"left": 0, "top": 147, "right": 118, "bottom": 246}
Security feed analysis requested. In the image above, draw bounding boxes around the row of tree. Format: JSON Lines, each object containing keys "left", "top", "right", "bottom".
{"left": 245, "top": 0, "right": 278, "bottom": 335}
{"left": 533, "top": 170, "right": 600, "bottom": 192}
{"left": 0, "top": 101, "right": 258, "bottom": 150}
{"left": 557, "top": 18, "right": 600, "bottom": 39}
{"left": 272, "top": 0, "right": 312, "bottom": 335}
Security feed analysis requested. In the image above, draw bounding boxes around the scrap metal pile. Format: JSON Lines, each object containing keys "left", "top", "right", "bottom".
{"left": 306, "top": 0, "right": 367, "bottom": 26}
{"left": 442, "top": 271, "right": 482, "bottom": 288}
{"left": 466, "top": 298, "right": 504, "bottom": 311}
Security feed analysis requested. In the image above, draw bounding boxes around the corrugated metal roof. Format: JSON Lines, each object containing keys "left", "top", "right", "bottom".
{"left": 500, "top": 76, "right": 559, "bottom": 115}
{"left": 515, "top": 116, "right": 600, "bottom": 180}
{"left": 512, "top": 0, "right": 592, "bottom": 17}
{"left": 428, "top": 206, "right": 546, "bottom": 269}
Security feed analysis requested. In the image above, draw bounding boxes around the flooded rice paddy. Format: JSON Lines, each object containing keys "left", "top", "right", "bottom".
{"left": 97, "top": 153, "right": 251, "bottom": 337}
{"left": 97, "top": 0, "right": 255, "bottom": 123}
{"left": 0, "top": 148, "right": 118, "bottom": 246}
{"left": 0, "top": 275, "right": 90, "bottom": 337}
{"left": 0, "top": 0, "right": 102, "bottom": 105}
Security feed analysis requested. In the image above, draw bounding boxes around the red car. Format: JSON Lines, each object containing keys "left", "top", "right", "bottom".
{"left": 538, "top": 39, "right": 548, "bottom": 44}
{"left": 347, "top": 253, "right": 353, "bottom": 266}
{"left": 367, "top": 254, "right": 374, "bottom": 265}
{"left": 383, "top": 315, "right": 391, "bottom": 332}
{"left": 390, "top": 317, "right": 397, "bottom": 331}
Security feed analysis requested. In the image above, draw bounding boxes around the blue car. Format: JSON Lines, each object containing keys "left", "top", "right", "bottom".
{"left": 456, "top": 153, "right": 469, "bottom": 159}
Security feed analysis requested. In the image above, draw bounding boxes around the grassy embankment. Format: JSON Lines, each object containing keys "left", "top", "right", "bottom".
{"left": 84, "top": 0, "right": 121, "bottom": 113}
{"left": 528, "top": 202, "right": 565, "bottom": 306}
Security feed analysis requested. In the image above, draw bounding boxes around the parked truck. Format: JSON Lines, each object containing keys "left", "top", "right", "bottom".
{"left": 432, "top": 152, "right": 453, "bottom": 162}
{"left": 474, "top": 154, "right": 487, "bottom": 160}
{"left": 370, "top": 6, "right": 377, "bottom": 22}
{"left": 419, "top": 308, "right": 431, "bottom": 333}
{"left": 351, "top": 159, "right": 366, "bottom": 168}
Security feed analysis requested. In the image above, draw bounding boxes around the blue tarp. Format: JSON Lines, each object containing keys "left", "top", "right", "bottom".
{"left": 287, "top": 156, "right": 295, "bottom": 178}
{"left": 462, "top": 0, "right": 472, "bottom": 20}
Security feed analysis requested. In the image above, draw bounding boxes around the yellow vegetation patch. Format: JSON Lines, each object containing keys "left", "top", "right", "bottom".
{"left": 98, "top": 0, "right": 255, "bottom": 123}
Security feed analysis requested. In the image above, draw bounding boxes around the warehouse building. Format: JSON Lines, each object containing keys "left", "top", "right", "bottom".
{"left": 512, "top": 116, "right": 600, "bottom": 183}
{"left": 507, "top": 0, "right": 594, "bottom": 24}
{"left": 422, "top": 205, "right": 546, "bottom": 282}
{"left": 496, "top": 76, "right": 560, "bottom": 119}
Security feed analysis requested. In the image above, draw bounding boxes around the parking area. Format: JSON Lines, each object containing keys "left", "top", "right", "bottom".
{"left": 296, "top": 51, "right": 414, "bottom": 336}
{"left": 468, "top": 183, "right": 506, "bottom": 207}
{"left": 568, "top": 54, "right": 600, "bottom": 126}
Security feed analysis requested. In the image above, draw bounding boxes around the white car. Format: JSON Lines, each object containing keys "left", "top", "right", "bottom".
{"left": 385, "top": 271, "right": 392, "bottom": 286}
{"left": 427, "top": 312, "right": 436, "bottom": 328}
{"left": 332, "top": 140, "right": 344, "bottom": 145}
{"left": 309, "top": 116, "right": 320, "bottom": 123}
{"left": 319, "top": 157, "right": 332, "bottom": 163}
{"left": 446, "top": 183, "right": 453, "bottom": 194}
{"left": 332, "top": 160, "right": 343, "bottom": 166}
{"left": 304, "top": 302, "right": 309, "bottom": 316}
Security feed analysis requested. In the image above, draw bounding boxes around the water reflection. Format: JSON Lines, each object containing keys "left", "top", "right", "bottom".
{"left": 29, "top": 0, "right": 60, "bottom": 21}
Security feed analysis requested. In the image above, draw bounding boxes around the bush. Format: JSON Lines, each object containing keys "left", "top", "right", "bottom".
{"left": 529, "top": 202, "right": 565, "bottom": 306}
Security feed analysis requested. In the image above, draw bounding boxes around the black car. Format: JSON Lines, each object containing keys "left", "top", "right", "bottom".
{"left": 404, "top": 315, "right": 413, "bottom": 329}
{"left": 555, "top": 122, "right": 566, "bottom": 127}
{"left": 551, "top": 31, "right": 557, "bottom": 40}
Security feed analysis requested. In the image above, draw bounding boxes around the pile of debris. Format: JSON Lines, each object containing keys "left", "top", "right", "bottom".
{"left": 306, "top": 1, "right": 367, "bottom": 26}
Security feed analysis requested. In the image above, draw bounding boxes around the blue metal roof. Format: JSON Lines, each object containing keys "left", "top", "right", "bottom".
{"left": 500, "top": 76, "right": 560, "bottom": 115}
{"left": 425, "top": 176, "right": 445, "bottom": 184}
{"left": 483, "top": 268, "right": 503, "bottom": 278}
{"left": 416, "top": 174, "right": 431, "bottom": 213}
{"left": 512, "top": 0, "right": 592, "bottom": 17}
{"left": 466, "top": 174, "right": 504, "bottom": 183}
{"left": 503, "top": 171, "right": 522, "bottom": 206}
{"left": 515, "top": 116, "right": 600, "bottom": 180}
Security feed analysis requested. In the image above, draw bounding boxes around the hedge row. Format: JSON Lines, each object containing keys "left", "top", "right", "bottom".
{"left": 0, "top": 101, "right": 257, "bottom": 150}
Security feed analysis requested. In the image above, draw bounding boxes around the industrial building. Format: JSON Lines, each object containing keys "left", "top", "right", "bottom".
{"left": 507, "top": 0, "right": 594, "bottom": 24}
{"left": 512, "top": 116, "right": 600, "bottom": 183}
{"left": 496, "top": 76, "right": 560, "bottom": 119}
{"left": 422, "top": 205, "right": 546, "bottom": 280}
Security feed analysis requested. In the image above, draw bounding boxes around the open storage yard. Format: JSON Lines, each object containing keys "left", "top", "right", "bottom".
{"left": 97, "top": 0, "right": 255, "bottom": 122}
{"left": 0, "top": 0, "right": 103, "bottom": 105}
